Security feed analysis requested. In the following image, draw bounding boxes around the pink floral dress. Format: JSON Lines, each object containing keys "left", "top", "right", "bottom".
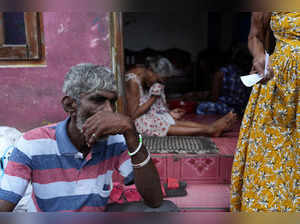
{"left": 125, "top": 73, "right": 175, "bottom": 136}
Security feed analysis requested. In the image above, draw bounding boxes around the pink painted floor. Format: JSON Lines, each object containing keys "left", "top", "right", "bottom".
{"left": 167, "top": 184, "right": 231, "bottom": 212}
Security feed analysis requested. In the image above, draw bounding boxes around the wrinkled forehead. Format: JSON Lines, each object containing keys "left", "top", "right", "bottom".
{"left": 95, "top": 90, "right": 117, "bottom": 98}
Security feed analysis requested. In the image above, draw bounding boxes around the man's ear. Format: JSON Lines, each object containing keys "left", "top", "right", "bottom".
{"left": 61, "top": 96, "right": 77, "bottom": 116}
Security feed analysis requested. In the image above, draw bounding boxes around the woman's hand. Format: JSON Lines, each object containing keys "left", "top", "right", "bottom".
{"left": 170, "top": 108, "right": 186, "bottom": 120}
{"left": 252, "top": 55, "right": 274, "bottom": 84}
{"left": 252, "top": 53, "right": 266, "bottom": 76}
{"left": 149, "top": 82, "right": 165, "bottom": 96}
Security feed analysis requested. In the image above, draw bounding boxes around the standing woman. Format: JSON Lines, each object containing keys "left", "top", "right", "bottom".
{"left": 231, "top": 12, "right": 299, "bottom": 211}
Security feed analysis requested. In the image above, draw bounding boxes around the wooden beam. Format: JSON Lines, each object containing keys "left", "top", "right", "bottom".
{"left": 0, "top": 13, "right": 4, "bottom": 46}
{"left": 110, "top": 12, "right": 127, "bottom": 114}
{"left": 24, "top": 12, "right": 40, "bottom": 59}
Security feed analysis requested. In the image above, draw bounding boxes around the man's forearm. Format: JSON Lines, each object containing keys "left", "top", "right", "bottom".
{"left": 133, "top": 159, "right": 163, "bottom": 207}
{"left": 124, "top": 129, "right": 163, "bottom": 208}
{"left": 0, "top": 200, "right": 15, "bottom": 212}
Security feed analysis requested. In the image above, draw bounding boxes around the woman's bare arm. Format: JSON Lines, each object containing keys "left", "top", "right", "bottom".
{"left": 248, "top": 12, "right": 272, "bottom": 75}
{"left": 126, "top": 80, "right": 158, "bottom": 120}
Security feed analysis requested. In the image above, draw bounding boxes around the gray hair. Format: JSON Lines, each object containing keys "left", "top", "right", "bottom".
{"left": 62, "top": 63, "right": 117, "bottom": 102}
{"left": 146, "top": 56, "right": 174, "bottom": 77}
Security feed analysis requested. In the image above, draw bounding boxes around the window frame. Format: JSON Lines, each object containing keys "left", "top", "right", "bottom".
{"left": 0, "top": 12, "right": 45, "bottom": 67}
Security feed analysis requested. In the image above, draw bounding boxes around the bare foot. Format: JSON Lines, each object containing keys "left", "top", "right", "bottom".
{"left": 210, "top": 111, "right": 237, "bottom": 137}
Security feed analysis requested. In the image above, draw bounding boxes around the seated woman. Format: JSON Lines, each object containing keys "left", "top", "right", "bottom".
{"left": 186, "top": 45, "right": 252, "bottom": 117}
{"left": 125, "top": 64, "right": 237, "bottom": 137}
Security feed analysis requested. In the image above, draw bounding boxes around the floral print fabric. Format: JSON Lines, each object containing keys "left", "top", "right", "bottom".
{"left": 230, "top": 12, "right": 300, "bottom": 212}
{"left": 125, "top": 73, "right": 175, "bottom": 136}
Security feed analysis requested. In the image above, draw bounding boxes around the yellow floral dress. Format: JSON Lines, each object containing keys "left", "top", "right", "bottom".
{"left": 230, "top": 12, "right": 300, "bottom": 212}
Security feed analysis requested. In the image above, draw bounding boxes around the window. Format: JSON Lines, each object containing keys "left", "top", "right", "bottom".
{"left": 0, "top": 12, "right": 45, "bottom": 66}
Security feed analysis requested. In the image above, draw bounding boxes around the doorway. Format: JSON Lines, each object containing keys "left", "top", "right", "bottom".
{"left": 111, "top": 12, "right": 251, "bottom": 99}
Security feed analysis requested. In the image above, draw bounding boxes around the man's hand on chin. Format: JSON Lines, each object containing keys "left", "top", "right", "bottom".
{"left": 82, "top": 111, "right": 134, "bottom": 147}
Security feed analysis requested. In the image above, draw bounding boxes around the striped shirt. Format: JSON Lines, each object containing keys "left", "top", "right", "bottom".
{"left": 0, "top": 118, "right": 133, "bottom": 212}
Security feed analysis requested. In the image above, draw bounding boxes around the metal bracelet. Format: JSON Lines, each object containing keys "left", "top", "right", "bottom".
{"left": 128, "top": 134, "right": 143, "bottom": 157}
{"left": 132, "top": 150, "right": 151, "bottom": 169}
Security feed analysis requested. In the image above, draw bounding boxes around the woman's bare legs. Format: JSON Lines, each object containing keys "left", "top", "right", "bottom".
{"left": 167, "top": 125, "right": 213, "bottom": 136}
{"left": 167, "top": 112, "right": 236, "bottom": 137}
{"left": 175, "top": 120, "right": 209, "bottom": 128}
{"left": 209, "top": 111, "right": 237, "bottom": 136}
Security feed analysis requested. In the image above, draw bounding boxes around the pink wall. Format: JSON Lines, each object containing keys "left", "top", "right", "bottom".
{"left": 0, "top": 12, "right": 111, "bottom": 131}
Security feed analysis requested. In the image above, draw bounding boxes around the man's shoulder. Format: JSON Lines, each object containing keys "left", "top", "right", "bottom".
{"left": 22, "top": 123, "right": 58, "bottom": 142}
{"left": 15, "top": 123, "right": 61, "bottom": 157}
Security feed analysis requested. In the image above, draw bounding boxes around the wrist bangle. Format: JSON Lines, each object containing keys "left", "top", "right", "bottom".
{"left": 132, "top": 150, "right": 151, "bottom": 169}
{"left": 128, "top": 134, "right": 142, "bottom": 157}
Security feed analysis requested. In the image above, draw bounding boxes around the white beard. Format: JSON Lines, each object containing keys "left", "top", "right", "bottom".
{"left": 76, "top": 110, "right": 85, "bottom": 133}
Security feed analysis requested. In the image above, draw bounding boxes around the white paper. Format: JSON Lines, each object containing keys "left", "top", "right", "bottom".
{"left": 240, "top": 73, "right": 263, "bottom": 87}
{"left": 264, "top": 51, "right": 269, "bottom": 75}
{"left": 240, "top": 52, "right": 269, "bottom": 87}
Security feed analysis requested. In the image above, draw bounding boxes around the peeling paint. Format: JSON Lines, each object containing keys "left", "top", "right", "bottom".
{"left": 91, "top": 24, "right": 98, "bottom": 32}
{"left": 90, "top": 38, "right": 100, "bottom": 48}
{"left": 91, "top": 16, "right": 107, "bottom": 36}
{"left": 92, "top": 17, "right": 100, "bottom": 25}
{"left": 57, "top": 24, "right": 65, "bottom": 34}
{"left": 103, "top": 33, "right": 109, "bottom": 41}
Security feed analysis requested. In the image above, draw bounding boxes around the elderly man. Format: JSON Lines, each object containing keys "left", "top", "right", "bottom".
{"left": 0, "top": 63, "right": 163, "bottom": 212}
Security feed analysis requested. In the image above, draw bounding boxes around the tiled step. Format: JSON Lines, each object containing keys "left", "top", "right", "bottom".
{"left": 151, "top": 154, "right": 234, "bottom": 185}
{"left": 167, "top": 184, "right": 231, "bottom": 212}
{"left": 113, "top": 153, "right": 234, "bottom": 184}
